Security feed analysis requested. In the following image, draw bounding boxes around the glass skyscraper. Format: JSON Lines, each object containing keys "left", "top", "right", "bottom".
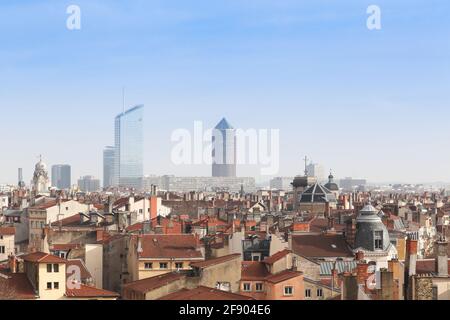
{"left": 114, "top": 105, "right": 144, "bottom": 189}
{"left": 212, "top": 118, "right": 236, "bottom": 177}
{"left": 103, "top": 146, "right": 115, "bottom": 189}
{"left": 51, "top": 164, "right": 71, "bottom": 190}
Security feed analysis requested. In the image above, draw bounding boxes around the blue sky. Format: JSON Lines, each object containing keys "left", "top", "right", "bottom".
{"left": 0, "top": 0, "right": 449, "bottom": 184}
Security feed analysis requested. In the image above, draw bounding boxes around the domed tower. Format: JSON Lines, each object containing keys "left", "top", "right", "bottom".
{"left": 32, "top": 156, "right": 50, "bottom": 195}
{"left": 324, "top": 170, "right": 339, "bottom": 198}
{"left": 353, "top": 203, "right": 397, "bottom": 269}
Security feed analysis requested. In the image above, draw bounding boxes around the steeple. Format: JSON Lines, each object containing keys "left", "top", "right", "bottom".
{"left": 215, "top": 118, "right": 234, "bottom": 130}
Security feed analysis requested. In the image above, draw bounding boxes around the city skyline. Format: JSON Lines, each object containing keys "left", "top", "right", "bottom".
{"left": 1, "top": 1, "right": 449, "bottom": 184}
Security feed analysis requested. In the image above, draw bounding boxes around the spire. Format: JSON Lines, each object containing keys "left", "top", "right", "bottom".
{"left": 215, "top": 118, "right": 233, "bottom": 130}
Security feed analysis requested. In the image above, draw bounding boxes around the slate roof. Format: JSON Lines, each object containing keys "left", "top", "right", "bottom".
{"left": 291, "top": 234, "right": 353, "bottom": 258}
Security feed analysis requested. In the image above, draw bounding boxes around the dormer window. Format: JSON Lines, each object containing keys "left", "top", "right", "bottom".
{"left": 374, "top": 231, "right": 383, "bottom": 250}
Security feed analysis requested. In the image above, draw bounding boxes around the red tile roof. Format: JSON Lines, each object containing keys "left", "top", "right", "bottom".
{"left": 66, "top": 259, "right": 92, "bottom": 282}
{"left": 0, "top": 227, "right": 15, "bottom": 236}
{"left": 138, "top": 234, "right": 203, "bottom": 260}
{"left": 263, "top": 249, "right": 291, "bottom": 265}
{"left": 65, "top": 283, "right": 119, "bottom": 298}
{"left": 122, "top": 272, "right": 185, "bottom": 294}
{"left": 21, "top": 252, "right": 67, "bottom": 264}
{"left": 265, "top": 270, "right": 303, "bottom": 284}
{"left": 190, "top": 254, "right": 241, "bottom": 269}
{"left": 50, "top": 214, "right": 81, "bottom": 227}
{"left": 0, "top": 272, "right": 36, "bottom": 300}
{"left": 241, "top": 262, "right": 270, "bottom": 281}
{"left": 52, "top": 243, "right": 82, "bottom": 251}
{"left": 159, "top": 286, "right": 254, "bottom": 300}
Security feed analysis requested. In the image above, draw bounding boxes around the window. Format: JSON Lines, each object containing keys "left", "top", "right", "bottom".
{"left": 47, "top": 282, "right": 52, "bottom": 290}
{"left": 243, "top": 283, "right": 251, "bottom": 292}
{"left": 317, "top": 288, "right": 323, "bottom": 297}
{"left": 284, "top": 286, "right": 294, "bottom": 296}
{"left": 374, "top": 231, "right": 383, "bottom": 250}
{"left": 0, "top": 246, "right": 5, "bottom": 254}
{"left": 255, "top": 283, "right": 264, "bottom": 292}
{"left": 144, "top": 263, "right": 153, "bottom": 269}
{"left": 175, "top": 262, "right": 183, "bottom": 269}
{"left": 47, "top": 264, "right": 52, "bottom": 273}
{"left": 53, "top": 264, "right": 59, "bottom": 273}
{"left": 139, "top": 209, "right": 143, "bottom": 214}
{"left": 305, "top": 289, "right": 311, "bottom": 298}
{"left": 0, "top": 235, "right": 3, "bottom": 240}
{"left": 54, "top": 282, "right": 59, "bottom": 289}
{"left": 159, "top": 263, "right": 168, "bottom": 269}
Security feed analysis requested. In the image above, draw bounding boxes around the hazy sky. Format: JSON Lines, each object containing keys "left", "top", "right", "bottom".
{"left": 0, "top": 0, "right": 449, "bottom": 185}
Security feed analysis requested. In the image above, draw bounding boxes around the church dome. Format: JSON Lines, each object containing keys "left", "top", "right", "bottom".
{"left": 324, "top": 172, "right": 339, "bottom": 191}
{"left": 354, "top": 204, "right": 391, "bottom": 252}
{"left": 35, "top": 160, "right": 47, "bottom": 171}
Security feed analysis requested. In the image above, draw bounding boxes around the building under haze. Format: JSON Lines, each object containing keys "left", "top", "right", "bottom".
{"left": 51, "top": 164, "right": 71, "bottom": 190}
{"left": 103, "top": 146, "right": 115, "bottom": 189}
{"left": 306, "top": 162, "right": 325, "bottom": 182}
{"left": 212, "top": 118, "right": 236, "bottom": 178}
{"left": 77, "top": 175, "right": 100, "bottom": 193}
{"left": 114, "top": 105, "right": 144, "bottom": 189}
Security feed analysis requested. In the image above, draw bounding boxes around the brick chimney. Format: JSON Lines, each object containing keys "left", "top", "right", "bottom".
{"left": 356, "top": 262, "right": 369, "bottom": 284}
{"left": 328, "top": 216, "right": 335, "bottom": 231}
{"left": 406, "top": 238, "right": 418, "bottom": 276}
{"left": 435, "top": 239, "right": 448, "bottom": 278}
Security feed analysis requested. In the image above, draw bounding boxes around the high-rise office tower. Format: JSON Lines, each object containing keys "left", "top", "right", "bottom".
{"left": 103, "top": 146, "right": 115, "bottom": 189}
{"left": 51, "top": 165, "right": 72, "bottom": 189}
{"left": 212, "top": 118, "right": 236, "bottom": 177}
{"left": 18, "top": 168, "right": 25, "bottom": 188}
{"left": 114, "top": 105, "right": 144, "bottom": 189}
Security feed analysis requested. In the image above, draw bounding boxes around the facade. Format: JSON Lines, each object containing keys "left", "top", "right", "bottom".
{"left": 339, "top": 177, "right": 367, "bottom": 191}
{"left": 77, "top": 176, "right": 101, "bottom": 193}
{"left": 103, "top": 146, "right": 115, "bottom": 189}
{"left": 155, "top": 176, "right": 256, "bottom": 193}
{"left": 270, "top": 177, "right": 294, "bottom": 191}
{"left": 0, "top": 227, "right": 15, "bottom": 262}
{"left": 212, "top": 118, "right": 236, "bottom": 178}
{"left": 51, "top": 165, "right": 71, "bottom": 190}
{"left": 114, "top": 105, "right": 144, "bottom": 189}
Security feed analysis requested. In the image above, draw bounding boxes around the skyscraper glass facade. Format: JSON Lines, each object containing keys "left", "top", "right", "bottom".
{"left": 114, "top": 105, "right": 144, "bottom": 189}
{"left": 103, "top": 146, "right": 115, "bottom": 189}
{"left": 51, "top": 165, "right": 71, "bottom": 190}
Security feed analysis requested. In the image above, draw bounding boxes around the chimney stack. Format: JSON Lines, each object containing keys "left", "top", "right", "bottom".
{"left": 406, "top": 238, "right": 418, "bottom": 276}
{"left": 435, "top": 239, "right": 448, "bottom": 278}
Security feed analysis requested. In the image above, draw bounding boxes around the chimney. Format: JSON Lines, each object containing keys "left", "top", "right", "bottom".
{"left": 96, "top": 230, "right": 105, "bottom": 242}
{"left": 356, "top": 261, "right": 369, "bottom": 284}
{"left": 342, "top": 273, "right": 359, "bottom": 300}
{"left": 406, "top": 238, "right": 418, "bottom": 276}
{"left": 8, "top": 254, "right": 17, "bottom": 273}
{"left": 328, "top": 216, "right": 335, "bottom": 231}
{"left": 379, "top": 269, "right": 394, "bottom": 300}
{"left": 435, "top": 239, "right": 448, "bottom": 278}
{"left": 355, "top": 251, "right": 364, "bottom": 262}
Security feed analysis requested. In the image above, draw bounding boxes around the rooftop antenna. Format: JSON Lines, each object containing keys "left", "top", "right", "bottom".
{"left": 303, "top": 156, "right": 308, "bottom": 176}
